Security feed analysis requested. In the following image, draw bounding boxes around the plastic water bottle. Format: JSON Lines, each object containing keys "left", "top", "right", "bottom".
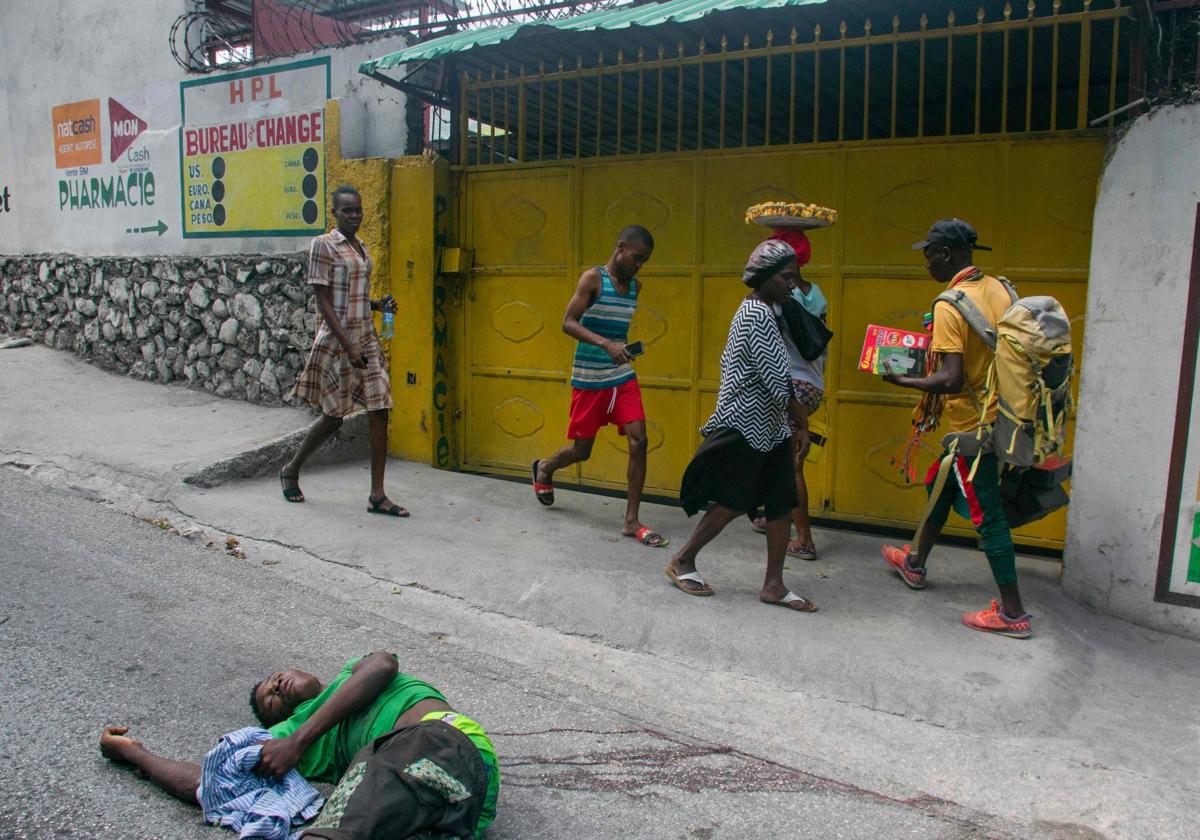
{"left": 381, "top": 310, "right": 394, "bottom": 340}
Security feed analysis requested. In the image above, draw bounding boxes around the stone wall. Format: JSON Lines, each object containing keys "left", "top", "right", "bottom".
{"left": 0, "top": 253, "right": 317, "bottom": 405}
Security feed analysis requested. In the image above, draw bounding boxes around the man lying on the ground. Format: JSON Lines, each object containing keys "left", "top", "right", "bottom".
{"left": 99, "top": 651, "right": 499, "bottom": 838}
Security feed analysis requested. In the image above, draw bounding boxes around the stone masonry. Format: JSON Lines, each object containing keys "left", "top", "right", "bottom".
{"left": 0, "top": 254, "right": 318, "bottom": 406}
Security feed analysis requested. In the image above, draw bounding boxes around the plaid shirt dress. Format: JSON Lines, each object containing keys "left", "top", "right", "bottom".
{"left": 291, "top": 229, "right": 393, "bottom": 417}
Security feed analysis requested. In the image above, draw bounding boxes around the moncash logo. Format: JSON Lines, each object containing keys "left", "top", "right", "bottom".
{"left": 109, "top": 98, "right": 147, "bottom": 162}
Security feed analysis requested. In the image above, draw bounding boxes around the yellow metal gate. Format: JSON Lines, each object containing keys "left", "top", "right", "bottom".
{"left": 448, "top": 1, "right": 1127, "bottom": 548}
{"left": 457, "top": 137, "right": 1100, "bottom": 547}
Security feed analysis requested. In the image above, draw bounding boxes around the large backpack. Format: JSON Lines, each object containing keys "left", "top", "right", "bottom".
{"left": 933, "top": 280, "right": 1073, "bottom": 468}
{"left": 924, "top": 280, "right": 1075, "bottom": 529}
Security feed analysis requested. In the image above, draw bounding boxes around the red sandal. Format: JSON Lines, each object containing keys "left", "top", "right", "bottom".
{"left": 532, "top": 460, "right": 554, "bottom": 506}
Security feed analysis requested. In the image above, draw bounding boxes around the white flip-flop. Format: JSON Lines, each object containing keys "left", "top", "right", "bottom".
{"left": 666, "top": 567, "right": 714, "bottom": 596}
{"left": 761, "top": 590, "right": 818, "bottom": 612}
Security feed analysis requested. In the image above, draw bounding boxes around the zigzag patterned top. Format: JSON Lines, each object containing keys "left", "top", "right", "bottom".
{"left": 700, "top": 299, "right": 795, "bottom": 452}
{"left": 570, "top": 265, "right": 638, "bottom": 389}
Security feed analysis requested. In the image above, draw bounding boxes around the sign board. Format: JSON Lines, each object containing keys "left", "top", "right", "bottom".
{"left": 1156, "top": 205, "right": 1200, "bottom": 608}
{"left": 48, "top": 87, "right": 175, "bottom": 241}
{"left": 179, "top": 57, "right": 330, "bottom": 238}
{"left": 52, "top": 99, "right": 102, "bottom": 169}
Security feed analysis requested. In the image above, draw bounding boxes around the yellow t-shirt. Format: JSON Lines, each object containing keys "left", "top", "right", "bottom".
{"left": 929, "top": 272, "right": 1012, "bottom": 434}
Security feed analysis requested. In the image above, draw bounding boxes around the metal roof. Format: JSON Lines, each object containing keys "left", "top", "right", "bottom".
{"left": 360, "top": 0, "right": 826, "bottom": 73}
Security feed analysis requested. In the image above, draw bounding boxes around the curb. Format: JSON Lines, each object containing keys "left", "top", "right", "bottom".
{"left": 181, "top": 412, "right": 370, "bottom": 488}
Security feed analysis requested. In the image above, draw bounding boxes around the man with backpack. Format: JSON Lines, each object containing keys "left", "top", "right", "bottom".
{"left": 880, "top": 219, "right": 1034, "bottom": 639}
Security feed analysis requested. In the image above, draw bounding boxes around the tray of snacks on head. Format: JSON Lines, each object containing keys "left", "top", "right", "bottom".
{"left": 745, "top": 201, "right": 838, "bottom": 229}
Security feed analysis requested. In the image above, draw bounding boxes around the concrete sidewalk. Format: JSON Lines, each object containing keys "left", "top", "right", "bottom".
{"left": 3, "top": 343, "right": 1198, "bottom": 839}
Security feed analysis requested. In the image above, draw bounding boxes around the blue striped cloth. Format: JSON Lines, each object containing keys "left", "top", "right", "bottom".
{"left": 570, "top": 266, "right": 638, "bottom": 389}
{"left": 197, "top": 726, "right": 324, "bottom": 840}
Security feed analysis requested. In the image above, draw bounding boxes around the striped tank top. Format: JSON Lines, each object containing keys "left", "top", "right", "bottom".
{"left": 570, "top": 266, "right": 638, "bottom": 389}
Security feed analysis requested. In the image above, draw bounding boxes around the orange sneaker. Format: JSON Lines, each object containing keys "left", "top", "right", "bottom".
{"left": 961, "top": 600, "right": 1032, "bottom": 639}
{"left": 881, "top": 544, "right": 926, "bottom": 590}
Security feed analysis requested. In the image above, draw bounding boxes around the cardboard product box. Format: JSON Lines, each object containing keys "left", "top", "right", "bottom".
{"left": 858, "top": 324, "right": 931, "bottom": 375}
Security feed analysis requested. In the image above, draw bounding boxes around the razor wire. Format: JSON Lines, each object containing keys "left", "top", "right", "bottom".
{"left": 170, "top": 0, "right": 625, "bottom": 72}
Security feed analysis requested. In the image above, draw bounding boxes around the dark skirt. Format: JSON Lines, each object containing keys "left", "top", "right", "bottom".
{"left": 679, "top": 427, "right": 799, "bottom": 520}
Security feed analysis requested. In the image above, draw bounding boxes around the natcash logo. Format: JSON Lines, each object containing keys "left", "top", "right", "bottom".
{"left": 52, "top": 99, "right": 102, "bottom": 169}
{"left": 109, "top": 98, "right": 147, "bottom": 162}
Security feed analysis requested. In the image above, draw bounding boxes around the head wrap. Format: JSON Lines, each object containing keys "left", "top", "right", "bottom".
{"left": 742, "top": 239, "right": 797, "bottom": 288}
{"left": 768, "top": 227, "right": 812, "bottom": 267}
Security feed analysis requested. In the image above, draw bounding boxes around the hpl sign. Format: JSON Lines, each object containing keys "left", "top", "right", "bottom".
{"left": 179, "top": 57, "right": 330, "bottom": 238}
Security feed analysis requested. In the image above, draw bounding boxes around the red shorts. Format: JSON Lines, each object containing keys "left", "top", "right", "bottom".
{"left": 567, "top": 378, "right": 646, "bottom": 440}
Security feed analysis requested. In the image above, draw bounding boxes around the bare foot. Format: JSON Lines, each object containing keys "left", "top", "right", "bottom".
{"left": 100, "top": 725, "right": 142, "bottom": 764}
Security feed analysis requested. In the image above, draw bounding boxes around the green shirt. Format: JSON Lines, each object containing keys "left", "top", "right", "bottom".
{"left": 268, "top": 656, "right": 446, "bottom": 783}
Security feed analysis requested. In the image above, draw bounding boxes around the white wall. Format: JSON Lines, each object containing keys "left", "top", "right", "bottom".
{"left": 0, "top": 89, "right": 15, "bottom": 237}
{"left": 0, "top": 0, "right": 409, "bottom": 258}
{"left": 1064, "top": 103, "right": 1200, "bottom": 640}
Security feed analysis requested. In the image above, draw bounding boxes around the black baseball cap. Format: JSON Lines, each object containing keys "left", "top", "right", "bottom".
{"left": 912, "top": 219, "right": 991, "bottom": 251}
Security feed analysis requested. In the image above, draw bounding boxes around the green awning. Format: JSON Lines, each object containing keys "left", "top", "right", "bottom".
{"left": 359, "top": 0, "right": 826, "bottom": 74}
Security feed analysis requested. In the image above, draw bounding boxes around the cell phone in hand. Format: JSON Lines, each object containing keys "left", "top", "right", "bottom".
{"left": 625, "top": 341, "right": 644, "bottom": 358}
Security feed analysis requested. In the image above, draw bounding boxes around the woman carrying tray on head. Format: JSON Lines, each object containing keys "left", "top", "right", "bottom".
{"left": 745, "top": 202, "right": 836, "bottom": 562}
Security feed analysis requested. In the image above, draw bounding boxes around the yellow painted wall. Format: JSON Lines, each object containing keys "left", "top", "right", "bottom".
{"left": 325, "top": 99, "right": 449, "bottom": 459}
{"left": 386, "top": 153, "right": 454, "bottom": 463}
{"left": 324, "top": 99, "right": 393, "bottom": 306}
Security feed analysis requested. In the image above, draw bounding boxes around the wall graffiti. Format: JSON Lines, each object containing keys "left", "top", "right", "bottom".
{"left": 433, "top": 279, "right": 450, "bottom": 468}
{"left": 0, "top": 90, "right": 14, "bottom": 244}
{"left": 179, "top": 57, "right": 330, "bottom": 239}
{"left": 432, "top": 189, "right": 453, "bottom": 469}
{"left": 0, "top": 96, "right": 11, "bottom": 222}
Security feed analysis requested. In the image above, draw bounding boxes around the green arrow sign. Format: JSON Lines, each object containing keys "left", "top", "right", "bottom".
{"left": 125, "top": 220, "right": 167, "bottom": 237}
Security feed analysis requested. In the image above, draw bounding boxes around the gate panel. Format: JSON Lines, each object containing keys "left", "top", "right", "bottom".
{"left": 1005, "top": 141, "right": 1105, "bottom": 271}
{"left": 467, "top": 170, "right": 572, "bottom": 268}
{"left": 578, "top": 159, "right": 697, "bottom": 269}
{"left": 841, "top": 144, "right": 1004, "bottom": 266}
{"left": 463, "top": 169, "right": 575, "bottom": 478}
{"left": 699, "top": 152, "right": 839, "bottom": 267}
{"left": 576, "top": 160, "right": 699, "bottom": 492}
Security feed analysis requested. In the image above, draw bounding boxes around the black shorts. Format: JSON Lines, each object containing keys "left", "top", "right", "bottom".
{"left": 301, "top": 721, "right": 489, "bottom": 840}
{"left": 679, "top": 427, "right": 799, "bottom": 521}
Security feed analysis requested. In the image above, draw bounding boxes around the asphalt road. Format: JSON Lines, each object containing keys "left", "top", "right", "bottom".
{"left": 0, "top": 469, "right": 1004, "bottom": 840}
